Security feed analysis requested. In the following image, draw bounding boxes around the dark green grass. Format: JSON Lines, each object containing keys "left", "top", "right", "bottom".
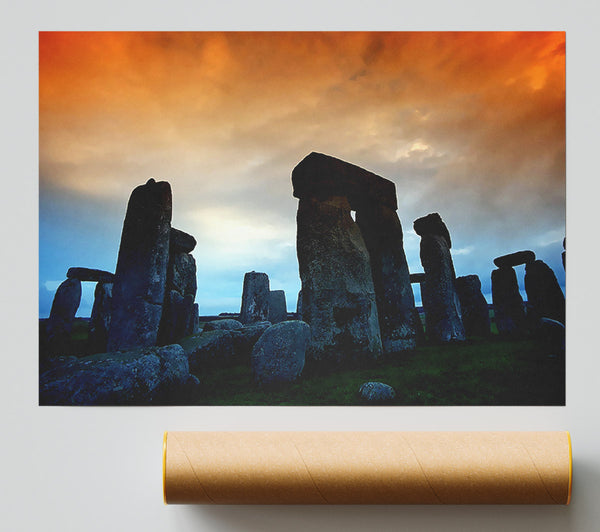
{"left": 189, "top": 336, "right": 564, "bottom": 406}
{"left": 40, "top": 318, "right": 564, "bottom": 406}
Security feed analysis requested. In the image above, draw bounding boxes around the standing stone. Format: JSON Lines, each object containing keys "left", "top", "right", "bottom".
{"left": 107, "top": 178, "right": 172, "bottom": 351}
{"left": 524, "top": 260, "right": 565, "bottom": 324}
{"left": 251, "top": 321, "right": 311, "bottom": 387}
{"left": 46, "top": 278, "right": 82, "bottom": 355}
{"left": 189, "top": 303, "right": 200, "bottom": 335}
{"left": 296, "top": 195, "right": 382, "bottom": 366}
{"left": 165, "top": 250, "right": 197, "bottom": 296}
{"left": 357, "top": 204, "right": 417, "bottom": 352}
{"left": 268, "top": 290, "right": 287, "bottom": 324}
{"left": 159, "top": 291, "right": 195, "bottom": 345}
{"left": 158, "top": 240, "right": 197, "bottom": 345}
{"left": 408, "top": 274, "right": 426, "bottom": 344}
{"left": 533, "top": 317, "right": 565, "bottom": 358}
{"left": 411, "top": 307, "right": 426, "bottom": 344}
{"left": 296, "top": 290, "right": 303, "bottom": 320}
{"left": 491, "top": 267, "right": 527, "bottom": 336}
{"left": 88, "top": 281, "right": 113, "bottom": 353}
{"left": 414, "top": 213, "right": 465, "bottom": 342}
{"left": 239, "top": 271, "right": 270, "bottom": 324}
{"left": 294, "top": 152, "right": 422, "bottom": 366}
{"left": 455, "top": 275, "right": 490, "bottom": 337}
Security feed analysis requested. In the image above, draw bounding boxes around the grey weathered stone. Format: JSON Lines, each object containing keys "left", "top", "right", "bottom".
{"left": 189, "top": 303, "right": 200, "bottom": 335}
{"left": 493, "top": 250, "right": 536, "bottom": 269}
{"left": 107, "top": 178, "right": 172, "bottom": 351}
{"left": 166, "top": 252, "right": 197, "bottom": 296}
{"left": 158, "top": 250, "right": 197, "bottom": 345}
{"left": 159, "top": 291, "right": 195, "bottom": 346}
{"left": 410, "top": 273, "right": 426, "bottom": 284}
{"left": 533, "top": 317, "right": 565, "bottom": 357}
{"left": 39, "top": 344, "right": 189, "bottom": 405}
{"left": 413, "top": 212, "right": 451, "bottom": 249}
{"left": 414, "top": 213, "right": 465, "bottom": 342}
{"left": 88, "top": 281, "right": 113, "bottom": 353}
{"left": 46, "top": 278, "right": 82, "bottom": 355}
{"left": 268, "top": 290, "right": 287, "bottom": 324}
{"left": 294, "top": 153, "right": 420, "bottom": 363}
{"left": 455, "top": 275, "right": 491, "bottom": 337}
{"left": 170, "top": 227, "right": 196, "bottom": 253}
{"left": 231, "top": 321, "right": 272, "bottom": 359}
{"left": 411, "top": 307, "right": 426, "bottom": 345}
{"left": 358, "top": 382, "right": 396, "bottom": 403}
{"left": 524, "top": 260, "right": 565, "bottom": 324}
{"left": 296, "top": 290, "right": 303, "bottom": 320}
{"left": 357, "top": 204, "right": 417, "bottom": 352}
{"left": 491, "top": 267, "right": 527, "bottom": 336}
{"left": 292, "top": 152, "right": 397, "bottom": 210}
{"left": 67, "top": 267, "right": 115, "bottom": 283}
{"left": 251, "top": 321, "right": 310, "bottom": 387}
{"left": 296, "top": 195, "right": 382, "bottom": 366}
{"left": 239, "top": 271, "right": 270, "bottom": 324}
{"left": 203, "top": 319, "right": 243, "bottom": 331}
{"left": 178, "top": 330, "right": 235, "bottom": 373}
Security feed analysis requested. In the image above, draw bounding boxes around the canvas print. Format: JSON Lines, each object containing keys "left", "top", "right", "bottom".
{"left": 39, "top": 32, "right": 565, "bottom": 406}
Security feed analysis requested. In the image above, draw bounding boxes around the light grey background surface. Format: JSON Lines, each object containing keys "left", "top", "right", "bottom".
{"left": 2, "top": 1, "right": 599, "bottom": 530}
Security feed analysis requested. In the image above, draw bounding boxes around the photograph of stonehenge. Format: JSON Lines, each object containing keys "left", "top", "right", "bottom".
{"left": 39, "top": 32, "right": 565, "bottom": 405}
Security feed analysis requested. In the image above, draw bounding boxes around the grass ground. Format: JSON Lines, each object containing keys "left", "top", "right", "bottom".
{"left": 40, "top": 317, "right": 565, "bottom": 406}
{"left": 189, "top": 336, "right": 564, "bottom": 406}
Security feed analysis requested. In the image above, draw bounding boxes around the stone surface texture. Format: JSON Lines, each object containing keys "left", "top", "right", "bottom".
{"left": 239, "top": 271, "right": 270, "bottom": 324}
{"left": 88, "top": 281, "right": 113, "bottom": 353}
{"left": 178, "top": 330, "right": 235, "bottom": 373}
{"left": 268, "top": 290, "right": 288, "bottom": 324}
{"left": 357, "top": 204, "right": 417, "bottom": 352}
{"left": 251, "top": 321, "right": 310, "bottom": 387}
{"left": 296, "top": 290, "right": 303, "bottom": 320}
{"left": 231, "top": 321, "right": 272, "bottom": 358}
{"left": 158, "top": 247, "right": 197, "bottom": 345}
{"left": 46, "top": 278, "right": 82, "bottom": 355}
{"left": 524, "top": 260, "right": 565, "bottom": 324}
{"left": 107, "top": 179, "right": 172, "bottom": 351}
{"left": 358, "top": 382, "right": 396, "bottom": 403}
{"left": 415, "top": 213, "right": 465, "bottom": 342}
{"left": 66, "top": 267, "right": 115, "bottom": 283}
{"left": 170, "top": 227, "right": 196, "bottom": 253}
{"left": 296, "top": 195, "right": 382, "bottom": 366}
{"left": 39, "top": 344, "right": 189, "bottom": 405}
{"left": 455, "top": 275, "right": 491, "bottom": 337}
{"left": 294, "top": 153, "right": 418, "bottom": 364}
{"left": 413, "top": 212, "right": 452, "bottom": 248}
{"left": 409, "top": 273, "right": 426, "bottom": 283}
{"left": 203, "top": 319, "right": 243, "bottom": 331}
{"left": 491, "top": 267, "right": 527, "bottom": 336}
{"left": 493, "top": 250, "right": 536, "bottom": 269}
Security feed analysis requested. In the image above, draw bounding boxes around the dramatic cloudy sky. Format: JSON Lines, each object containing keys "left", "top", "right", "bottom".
{"left": 39, "top": 31, "right": 565, "bottom": 317}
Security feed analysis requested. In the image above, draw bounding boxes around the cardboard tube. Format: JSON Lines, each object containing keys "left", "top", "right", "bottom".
{"left": 163, "top": 431, "right": 572, "bottom": 505}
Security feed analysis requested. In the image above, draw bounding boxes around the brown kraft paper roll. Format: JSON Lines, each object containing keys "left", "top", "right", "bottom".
{"left": 163, "top": 431, "right": 572, "bottom": 505}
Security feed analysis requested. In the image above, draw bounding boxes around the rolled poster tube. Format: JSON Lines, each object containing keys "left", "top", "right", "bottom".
{"left": 163, "top": 431, "right": 572, "bottom": 505}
